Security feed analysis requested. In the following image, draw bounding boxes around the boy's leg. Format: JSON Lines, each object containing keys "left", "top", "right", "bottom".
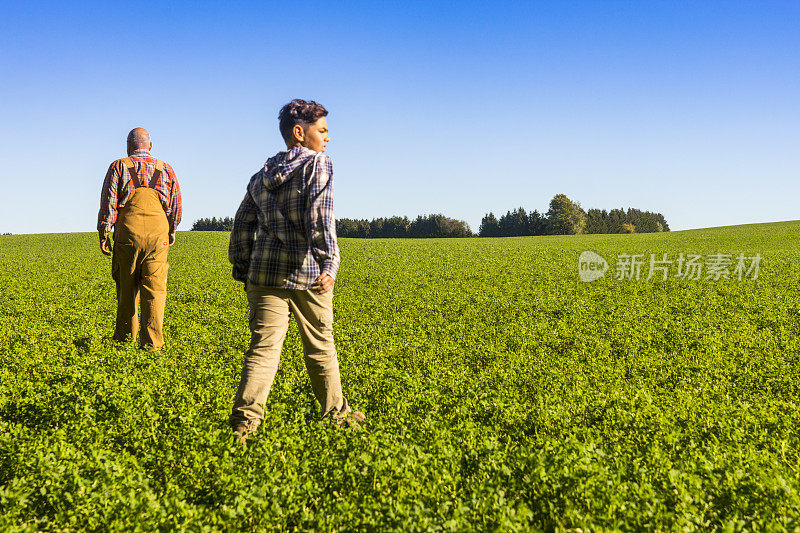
{"left": 229, "top": 285, "right": 291, "bottom": 432}
{"left": 288, "top": 289, "right": 350, "bottom": 418}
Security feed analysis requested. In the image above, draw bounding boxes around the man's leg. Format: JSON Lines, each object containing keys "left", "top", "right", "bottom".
{"left": 139, "top": 244, "right": 169, "bottom": 349}
{"left": 289, "top": 290, "right": 350, "bottom": 418}
{"left": 229, "top": 285, "right": 291, "bottom": 432}
{"left": 112, "top": 240, "right": 141, "bottom": 343}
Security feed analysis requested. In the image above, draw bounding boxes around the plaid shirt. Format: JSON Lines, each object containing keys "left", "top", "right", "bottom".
{"left": 97, "top": 149, "right": 182, "bottom": 241}
{"left": 229, "top": 146, "right": 340, "bottom": 289}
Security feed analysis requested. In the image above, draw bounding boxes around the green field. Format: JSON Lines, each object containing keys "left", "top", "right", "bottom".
{"left": 1, "top": 222, "right": 799, "bottom": 531}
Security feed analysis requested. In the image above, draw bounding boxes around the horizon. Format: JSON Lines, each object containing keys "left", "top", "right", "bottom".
{"left": 4, "top": 217, "right": 800, "bottom": 237}
{"left": 1, "top": 1, "right": 798, "bottom": 234}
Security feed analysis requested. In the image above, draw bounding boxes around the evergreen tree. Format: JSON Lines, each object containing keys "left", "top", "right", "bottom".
{"left": 383, "top": 216, "right": 410, "bottom": 238}
{"left": 479, "top": 213, "right": 501, "bottom": 237}
{"left": 584, "top": 209, "right": 608, "bottom": 234}
{"left": 191, "top": 217, "right": 235, "bottom": 231}
{"left": 498, "top": 207, "right": 529, "bottom": 236}
{"left": 338, "top": 214, "right": 470, "bottom": 238}
{"left": 606, "top": 208, "right": 626, "bottom": 234}
{"left": 528, "top": 210, "right": 545, "bottom": 236}
{"left": 408, "top": 214, "right": 472, "bottom": 238}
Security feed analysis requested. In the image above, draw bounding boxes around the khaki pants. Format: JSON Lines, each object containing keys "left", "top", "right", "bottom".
{"left": 229, "top": 285, "right": 350, "bottom": 431}
{"left": 112, "top": 188, "right": 170, "bottom": 349}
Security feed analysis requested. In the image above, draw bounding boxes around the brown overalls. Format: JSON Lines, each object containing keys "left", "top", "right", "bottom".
{"left": 112, "top": 158, "right": 170, "bottom": 349}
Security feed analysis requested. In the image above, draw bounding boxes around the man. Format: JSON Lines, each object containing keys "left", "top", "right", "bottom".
{"left": 228, "top": 99, "right": 364, "bottom": 443}
{"left": 98, "top": 127, "right": 182, "bottom": 349}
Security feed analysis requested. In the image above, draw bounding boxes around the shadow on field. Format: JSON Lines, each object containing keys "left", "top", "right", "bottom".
{"left": 0, "top": 374, "right": 124, "bottom": 432}
{"left": 73, "top": 336, "right": 92, "bottom": 351}
{"left": 0, "top": 402, "right": 56, "bottom": 431}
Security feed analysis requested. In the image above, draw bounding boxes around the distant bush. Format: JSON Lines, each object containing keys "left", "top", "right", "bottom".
{"left": 2, "top": 232, "right": 12, "bottom": 236}
{"left": 191, "top": 217, "right": 234, "bottom": 231}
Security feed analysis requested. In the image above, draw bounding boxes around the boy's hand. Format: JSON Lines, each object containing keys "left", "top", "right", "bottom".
{"left": 169, "top": 233, "right": 176, "bottom": 246}
{"left": 100, "top": 237, "right": 112, "bottom": 256}
{"left": 311, "top": 273, "right": 334, "bottom": 294}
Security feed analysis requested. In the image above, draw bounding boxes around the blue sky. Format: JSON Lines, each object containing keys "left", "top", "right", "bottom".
{"left": 1, "top": 1, "right": 798, "bottom": 234}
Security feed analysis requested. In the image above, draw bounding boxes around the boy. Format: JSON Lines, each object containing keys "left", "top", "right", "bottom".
{"left": 228, "top": 99, "right": 364, "bottom": 443}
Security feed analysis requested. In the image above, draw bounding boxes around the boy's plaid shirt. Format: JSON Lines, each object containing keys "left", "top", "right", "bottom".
{"left": 97, "top": 149, "right": 182, "bottom": 241}
{"left": 229, "top": 147, "right": 340, "bottom": 289}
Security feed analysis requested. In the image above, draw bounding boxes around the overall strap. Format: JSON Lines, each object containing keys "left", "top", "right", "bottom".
{"left": 121, "top": 157, "right": 144, "bottom": 189}
{"left": 122, "top": 157, "right": 163, "bottom": 189}
{"left": 149, "top": 160, "right": 164, "bottom": 189}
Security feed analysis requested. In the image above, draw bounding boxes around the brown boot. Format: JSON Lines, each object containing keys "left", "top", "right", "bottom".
{"left": 232, "top": 424, "right": 250, "bottom": 445}
{"left": 330, "top": 411, "right": 366, "bottom": 430}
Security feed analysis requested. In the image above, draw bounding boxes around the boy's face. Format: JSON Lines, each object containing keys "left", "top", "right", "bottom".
{"left": 293, "top": 117, "right": 329, "bottom": 152}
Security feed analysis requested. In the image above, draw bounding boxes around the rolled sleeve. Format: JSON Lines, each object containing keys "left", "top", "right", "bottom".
{"left": 165, "top": 164, "right": 182, "bottom": 237}
{"left": 97, "top": 162, "right": 121, "bottom": 241}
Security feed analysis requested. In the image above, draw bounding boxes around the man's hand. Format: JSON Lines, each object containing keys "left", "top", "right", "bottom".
{"left": 100, "top": 237, "right": 112, "bottom": 256}
{"left": 311, "top": 273, "right": 334, "bottom": 294}
{"left": 169, "top": 233, "right": 176, "bottom": 246}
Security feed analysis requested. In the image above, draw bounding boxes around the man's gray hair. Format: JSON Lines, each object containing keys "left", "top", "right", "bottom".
{"left": 127, "top": 128, "right": 150, "bottom": 149}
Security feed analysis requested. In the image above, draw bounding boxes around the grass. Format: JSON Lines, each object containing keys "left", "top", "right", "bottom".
{"left": 1, "top": 222, "right": 799, "bottom": 530}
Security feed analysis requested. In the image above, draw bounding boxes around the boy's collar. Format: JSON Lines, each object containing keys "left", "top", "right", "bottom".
{"left": 287, "top": 146, "right": 316, "bottom": 156}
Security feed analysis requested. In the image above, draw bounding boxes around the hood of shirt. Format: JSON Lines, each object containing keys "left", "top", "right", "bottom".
{"left": 260, "top": 146, "right": 318, "bottom": 191}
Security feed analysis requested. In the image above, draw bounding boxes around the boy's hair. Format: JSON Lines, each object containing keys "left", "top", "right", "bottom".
{"left": 278, "top": 99, "right": 328, "bottom": 144}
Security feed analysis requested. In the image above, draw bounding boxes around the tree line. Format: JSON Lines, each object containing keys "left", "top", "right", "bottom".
{"left": 191, "top": 217, "right": 234, "bottom": 231}
{"left": 190, "top": 193, "right": 669, "bottom": 237}
{"left": 190, "top": 213, "right": 472, "bottom": 237}
{"left": 336, "top": 214, "right": 472, "bottom": 238}
{"left": 479, "top": 194, "right": 669, "bottom": 237}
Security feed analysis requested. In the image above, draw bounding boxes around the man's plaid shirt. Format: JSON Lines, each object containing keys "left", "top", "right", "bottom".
{"left": 97, "top": 149, "right": 182, "bottom": 241}
{"left": 229, "top": 146, "right": 340, "bottom": 289}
